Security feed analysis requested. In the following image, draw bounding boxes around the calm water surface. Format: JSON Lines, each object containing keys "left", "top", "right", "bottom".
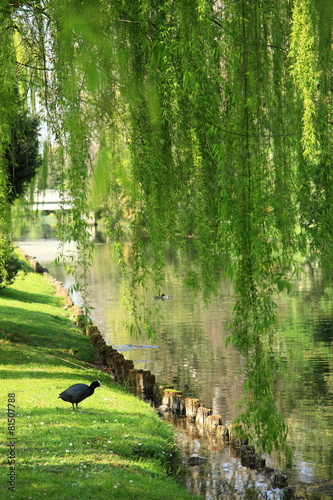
{"left": 17, "top": 230, "right": 333, "bottom": 498}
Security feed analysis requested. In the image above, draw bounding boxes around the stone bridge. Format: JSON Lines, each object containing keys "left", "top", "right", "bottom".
{"left": 29, "top": 189, "right": 72, "bottom": 212}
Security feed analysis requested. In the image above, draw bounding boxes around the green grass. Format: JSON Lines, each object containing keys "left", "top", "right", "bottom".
{"left": 0, "top": 271, "right": 197, "bottom": 499}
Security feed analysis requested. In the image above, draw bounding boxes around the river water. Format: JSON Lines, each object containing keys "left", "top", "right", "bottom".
{"left": 16, "top": 221, "right": 333, "bottom": 499}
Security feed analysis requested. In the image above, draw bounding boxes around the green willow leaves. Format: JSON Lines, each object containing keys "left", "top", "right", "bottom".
{"left": 1, "top": 0, "right": 332, "bottom": 455}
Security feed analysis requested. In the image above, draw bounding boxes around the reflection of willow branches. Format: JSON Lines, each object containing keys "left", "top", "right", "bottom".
{"left": 236, "top": 345, "right": 290, "bottom": 458}
{"left": 228, "top": 287, "right": 292, "bottom": 460}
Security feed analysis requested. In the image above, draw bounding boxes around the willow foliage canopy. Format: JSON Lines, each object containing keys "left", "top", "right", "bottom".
{"left": 1, "top": 0, "right": 332, "bottom": 454}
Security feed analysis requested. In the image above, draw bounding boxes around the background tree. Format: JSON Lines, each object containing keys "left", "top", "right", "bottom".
{"left": 0, "top": 3, "right": 23, "bottom": 288}
{"left": 5, "top": 111, "right": 42, "bottom": 203}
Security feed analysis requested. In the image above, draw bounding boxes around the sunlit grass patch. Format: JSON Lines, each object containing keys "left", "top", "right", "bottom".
{"left": 0, "top": 271, "right": 96, "bottom": 361}
{"left": 0, "top": 270, "right": 195, "bottom": 499}
{"left": 1, "top": 364, "right": 189, "bottom": 499}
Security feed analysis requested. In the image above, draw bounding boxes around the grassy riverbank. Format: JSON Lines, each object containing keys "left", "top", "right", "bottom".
{"left": 0, "top": 269, "right": 197, "bottom": 499}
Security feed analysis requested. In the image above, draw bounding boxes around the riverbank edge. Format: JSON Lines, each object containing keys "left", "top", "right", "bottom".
{"left": 1, "top": 248, "right": 197, "bottom": 500}
{"left": 20, "top": 248, "right": 301, "bottom": 495}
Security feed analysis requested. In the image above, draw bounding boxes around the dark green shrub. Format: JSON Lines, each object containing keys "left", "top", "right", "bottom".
{"left": 0, "top": 249, "right": 27, "bottom": 289}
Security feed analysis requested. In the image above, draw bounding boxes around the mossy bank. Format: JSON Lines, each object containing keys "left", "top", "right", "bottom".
{"left": 0, "top": 269, "right": 197, "bottom": 499}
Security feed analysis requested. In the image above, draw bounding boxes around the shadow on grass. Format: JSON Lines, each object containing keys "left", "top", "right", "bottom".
{"left": 17, "top": 406, "right": 173, "bottom": 462}
{"left": 8, "top": 463, "right": 180, "bottom": 500}
{"left": 0, "top": 368, "right": 103, "bottom": 380}
{"left": 0, "top": 343, "right": 92, "bottom": 367}
{"left": 0, "top": 308, "right": 93, "bottom": 354}
{"left": 0, "top": 284, "right": 62, "bottom": 307}
{"left": 18, "top": 406, "right": 148, "bottom": 422}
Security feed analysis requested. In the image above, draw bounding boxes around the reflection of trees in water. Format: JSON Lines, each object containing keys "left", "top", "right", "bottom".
{"left": 17, "top": 235, "right": 333, "bottom": 483}
{"left": 313, "top": 320, "right": 333, "bottom": 343}
{"left": 42, "top": 223, "right": 53, "bottom": 239}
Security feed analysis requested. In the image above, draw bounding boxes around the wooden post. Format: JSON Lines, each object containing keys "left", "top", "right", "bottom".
{"left": 195, "top": 407, "right": 212, "bottom": 426}
{"left": 171, "top": 392, "right": 185, "bottom": 415}
{"left": 216, "top": 424, "right": 229, "bottom": 440}
{"left": 162, "top": 390, "right": 175, "bottom": 408}
{"left": 185, "top": 398, "right": 200, "bottom": 422}
{"left": 129, "top": 369, "right": 138, "bottom": 391}
{"left": 143, "top": 371, "right": 155, "bottom": 400}
{"left": 204, "top": 415, "right": 222, "bottom": 434}
{"left": 122, "top": 359, "right": 134, "bottom": 382}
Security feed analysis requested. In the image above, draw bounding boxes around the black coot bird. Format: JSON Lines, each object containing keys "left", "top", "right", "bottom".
{"left": 58, "top": 381, "right": 101, "bottom": 410}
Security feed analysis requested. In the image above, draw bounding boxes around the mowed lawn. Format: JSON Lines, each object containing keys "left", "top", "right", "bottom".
{"left": 0, "top": 270, "right": 197, "bottom": 499}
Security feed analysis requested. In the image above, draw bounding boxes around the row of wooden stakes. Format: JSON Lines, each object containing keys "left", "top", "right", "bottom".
{"left": 22, "top": 254, "right": 291, "bottom": 494}
{"left": 17, "top": 252, "right": 250, "bottom": 444}
{"left": 83, "top": 323, "right": 156, "bottom": 399}
{"left": 81, "top": 320, "right": 291, "bottom": 492}
{"left": 82, "top": 322, "right": 239, "bottom": 444}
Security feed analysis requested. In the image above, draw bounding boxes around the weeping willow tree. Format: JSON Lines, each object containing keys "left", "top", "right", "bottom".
{"left": 1, "top": 0, "right": 332, "bottom": 455}
{"left": 0, "top": 3, "right": 21, "bottom": 287}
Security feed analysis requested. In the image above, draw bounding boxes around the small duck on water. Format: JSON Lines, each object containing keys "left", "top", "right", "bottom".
{"left": 154, "top": 293, "right": 173, "bottom": 300}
